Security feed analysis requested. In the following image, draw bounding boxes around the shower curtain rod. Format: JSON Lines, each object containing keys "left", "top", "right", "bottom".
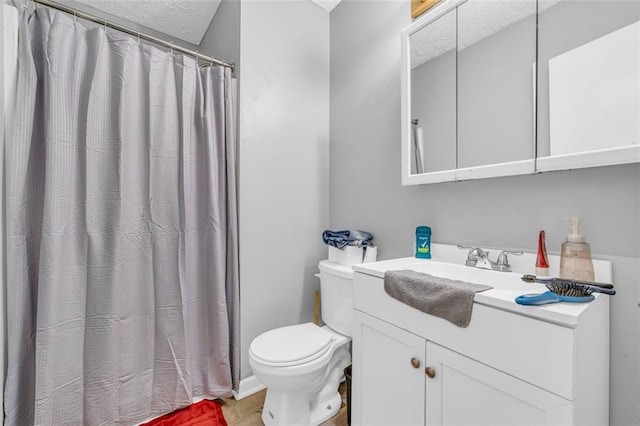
{"left": 29, "top": 0, "right": 236, "bottom": 72}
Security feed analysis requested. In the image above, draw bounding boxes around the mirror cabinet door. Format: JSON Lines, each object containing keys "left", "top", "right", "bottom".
{"left": 409, "top": 8, "right": 457, "bottom": 175}
{"left": 456, "top": 0, "right": 537, "bottom": 169}
{"left": 403, "top": 0, "right": 640, "bottom": 185}
{"left": 537, "top": 0, "right": 640, "bottom": 170}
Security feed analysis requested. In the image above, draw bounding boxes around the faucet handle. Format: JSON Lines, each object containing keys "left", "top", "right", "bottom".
{"left": 457, "top": 245, "right": 487, "bottom": 266}
{"left": 496, "top": 250, "right": 523, "bottom": 272}
{"left": 457, "top": 245, "right": 477, "bottom": 266}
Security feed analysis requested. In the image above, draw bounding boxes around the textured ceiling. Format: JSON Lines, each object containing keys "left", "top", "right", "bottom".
{"left": 411, "top": 0, "right": 562, "bottom": 69}
{"left": 60, "top": 0, "right": 341, "bottom": 46}
{"left": 68, "top": 0, "right": 223, "bottom": 45}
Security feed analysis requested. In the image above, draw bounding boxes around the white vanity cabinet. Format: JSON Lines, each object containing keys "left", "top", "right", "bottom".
{"left": 424, "top": 341, "right": 571, "bottom": 425}
{"left": 351, "top": 258, "right": 610, "bottom": 426}
{"left": 353, "top": 311, "right": 426, "bottom": 426}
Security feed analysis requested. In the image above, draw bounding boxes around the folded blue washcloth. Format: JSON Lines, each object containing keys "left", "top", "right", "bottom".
{"left": 322, "top": 229, "right": 374, "bottom": 249}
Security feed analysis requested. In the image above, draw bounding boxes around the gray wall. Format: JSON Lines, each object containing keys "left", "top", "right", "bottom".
{"left": 200, "top": 0, "right": 240, "bottom": 75}
{"left": 233, "top": 0, "right": 330, "bottom": 383}
{"left": 330, "top": 0, "right": 640, "bottom": 424}
{"left": 200, "top": 1, "right": 330, "bottom": 389}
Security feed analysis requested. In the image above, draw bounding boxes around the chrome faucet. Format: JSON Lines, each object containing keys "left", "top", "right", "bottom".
{"left": 457, "top": 245, "right": 523, "bottom": 272}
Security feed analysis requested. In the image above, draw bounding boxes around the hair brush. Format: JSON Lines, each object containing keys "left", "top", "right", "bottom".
{"left": 515, "top": 290, "right": 594, "bottom": 305}
{"left": 521, "top": 274, "right": 615, "bottom": 295}
{"left": 516, "top": 275, "right": 615, "bottom": 306}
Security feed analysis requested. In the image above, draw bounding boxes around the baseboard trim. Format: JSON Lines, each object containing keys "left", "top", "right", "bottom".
{"left": 233, "top": 375, "right": 265, "bottom": 400}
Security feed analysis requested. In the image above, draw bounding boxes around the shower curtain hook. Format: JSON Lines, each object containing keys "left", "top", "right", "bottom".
{"left": 73, "top": 9, "right": 77, "bottom": 23}
{"left": 137, "top": 30, "right": 140, "bottom": 44}
{"left": 104, "top": 19, "right": 107, "bottom": 32}
{"left": 170, "top": 41, "right": 174, "bottom": 54}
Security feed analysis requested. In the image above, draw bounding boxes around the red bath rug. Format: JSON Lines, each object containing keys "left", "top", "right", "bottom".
{"left": 141, "top": 399, "right": 227, "bottom": 426}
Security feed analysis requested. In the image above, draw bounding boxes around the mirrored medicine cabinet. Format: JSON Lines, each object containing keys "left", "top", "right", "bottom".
{"left": 401, "top": 0, "right": 640, "bottom": 185}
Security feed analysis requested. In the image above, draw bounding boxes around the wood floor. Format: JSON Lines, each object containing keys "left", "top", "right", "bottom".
{"left": 219, "top": 383, "right": 348, "bottom": 426}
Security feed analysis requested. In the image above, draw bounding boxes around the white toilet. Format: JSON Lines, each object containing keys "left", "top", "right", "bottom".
{"left": 249, "top": 260, "right": 354, "bottom": 426}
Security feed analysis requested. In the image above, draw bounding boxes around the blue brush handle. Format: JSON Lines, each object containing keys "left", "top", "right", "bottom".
{"left": 516, "top": 292, "right": 562, "bottom": 305}
{"left": 515, "top": 291, "right": 595, "bottom": 306}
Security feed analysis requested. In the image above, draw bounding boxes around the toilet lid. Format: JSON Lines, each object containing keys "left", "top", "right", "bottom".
{"left": 250, "top": 323, "right": 334, "bottom": 365}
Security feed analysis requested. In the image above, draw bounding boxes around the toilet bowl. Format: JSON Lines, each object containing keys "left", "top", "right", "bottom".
{"left": 249, "top": 260, "right": 354, "bottom": 426}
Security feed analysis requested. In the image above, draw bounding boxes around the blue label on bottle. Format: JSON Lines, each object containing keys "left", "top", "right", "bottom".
{"left": 416, "top": 234, "right": 431, "bottom": 258}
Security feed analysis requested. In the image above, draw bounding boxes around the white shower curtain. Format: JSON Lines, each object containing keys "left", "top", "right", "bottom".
{"left": 1, "top": 4, "right": 19, "bottom": 424}
{"left": 5, "top": 8, "right": 239, "bottom": 426}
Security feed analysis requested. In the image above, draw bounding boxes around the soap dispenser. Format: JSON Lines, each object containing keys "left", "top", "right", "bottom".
{"left": 559, "top": 217, "right": 595, "bottom": 281}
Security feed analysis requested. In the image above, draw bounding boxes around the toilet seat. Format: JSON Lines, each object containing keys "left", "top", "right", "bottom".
{"left": 250, "top": 323, "right": 335, "bottom": 367}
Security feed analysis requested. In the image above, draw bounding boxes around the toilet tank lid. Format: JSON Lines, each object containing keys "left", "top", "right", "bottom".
{"left": 250, "top": 323, "right": 333, "bottom": 364}
{"left": 318, "top": 260, "right": 354, "bottom": 279}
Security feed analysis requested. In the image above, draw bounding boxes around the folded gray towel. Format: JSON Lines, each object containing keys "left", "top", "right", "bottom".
{"left": 383, "top": 269, "right": 493, "bottom": 328}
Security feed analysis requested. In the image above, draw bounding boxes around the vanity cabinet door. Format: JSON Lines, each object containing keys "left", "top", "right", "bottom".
{"left": 352, "top": 311, "right": 425, "bottom": 426}
{"left": 424, "top": 342, "right": 572, "bottom": 426}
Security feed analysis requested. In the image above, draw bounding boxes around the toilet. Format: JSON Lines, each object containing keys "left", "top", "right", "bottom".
{"left": 249, "top": 260, "right": 354, "bottom": 426}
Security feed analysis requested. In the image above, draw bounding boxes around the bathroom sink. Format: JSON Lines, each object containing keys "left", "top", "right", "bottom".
{"left": 352, "top": 243, "right": 613, "bottom": 327}
{"left": 352, "top": 252, "right": 615, "bottom": 326}
{"left": 400, "top": 260, "right": 542, "bottom": 291}
{"left": 352, "top": 257, "right": 540, "bottom": 292}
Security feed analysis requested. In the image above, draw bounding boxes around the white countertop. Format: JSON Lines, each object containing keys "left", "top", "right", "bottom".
{"left": 352, "top": 245, "right": 613, "bottom": 327}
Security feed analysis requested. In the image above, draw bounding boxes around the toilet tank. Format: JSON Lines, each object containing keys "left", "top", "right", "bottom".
{"left": 318, "top": 260, "right": 354, "bottom": 337}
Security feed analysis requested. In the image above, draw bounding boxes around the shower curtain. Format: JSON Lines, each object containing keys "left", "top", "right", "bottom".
{"left": 5, "top": 8, "right": 239, "bottom": 426}
{"left": 1, "top": 4, "right": 19, "bottom": 423}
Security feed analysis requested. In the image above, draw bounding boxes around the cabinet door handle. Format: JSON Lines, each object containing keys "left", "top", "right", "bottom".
{"left": 410, "top": 357, "right": 421, "bottom": 369}
{"left": 425, "top": 366, "right": 436, "bottom": 379}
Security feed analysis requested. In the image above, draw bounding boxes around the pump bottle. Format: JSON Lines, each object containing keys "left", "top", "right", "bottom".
{"left": 559, "top": 217, "right": 595, "bottom": 281}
